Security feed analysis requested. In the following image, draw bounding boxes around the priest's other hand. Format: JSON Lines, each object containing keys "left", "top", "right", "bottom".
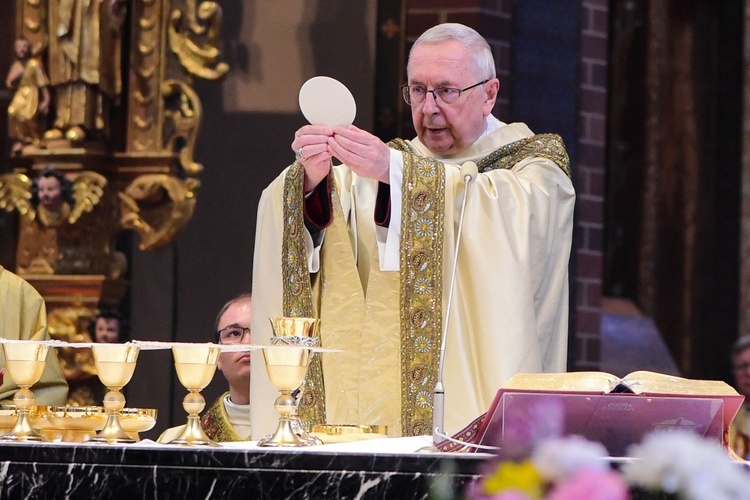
{"left": 329, "top": 125, "right": 391, "bottom": 184}
{"left": 292, "top": 125, "right": 334, "bottom": 193}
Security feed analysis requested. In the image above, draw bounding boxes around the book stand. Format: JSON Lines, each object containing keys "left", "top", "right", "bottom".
{"left": 476, "top": 391, "right": 742, "bottom": 456}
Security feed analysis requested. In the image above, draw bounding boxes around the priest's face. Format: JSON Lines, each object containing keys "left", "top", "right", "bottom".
{"left": 407, "top": 40, "right": 498, "bottom": 156}
{"left": 216, "top": 299, "right": 252, "bottom": 389}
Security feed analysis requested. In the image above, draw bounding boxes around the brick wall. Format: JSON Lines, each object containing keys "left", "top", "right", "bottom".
{"left": 575, "top": 0, "right": 608, "bottom": 369}
{"left": 405, "top": 0, "right": 514, "bottom": 118}
{"left": 404, "top": 0, "right": 609, "bottom": 370}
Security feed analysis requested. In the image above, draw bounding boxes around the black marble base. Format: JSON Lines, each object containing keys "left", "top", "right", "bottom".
{"left": 0, "top": 442, "right": 487, "bottom": 499}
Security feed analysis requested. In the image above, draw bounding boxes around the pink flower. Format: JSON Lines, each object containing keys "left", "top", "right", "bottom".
{"left": 546, "top": 467, "right": 629, "bottom": 500}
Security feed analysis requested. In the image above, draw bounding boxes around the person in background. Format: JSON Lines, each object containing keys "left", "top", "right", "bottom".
{"left": 159, "top": 293, "right": 252, "bottom": 443}
{"left": 730, "top": 335, "right": 750, "bottom": 459}
{"left": 92, "top": 309, "right": 124, "bottom": 343}
{"left": 251, "top": 22, "right": 575, "bottom": 439}
{"left": 0, "top": 265, "right": 68, "bottom": 405}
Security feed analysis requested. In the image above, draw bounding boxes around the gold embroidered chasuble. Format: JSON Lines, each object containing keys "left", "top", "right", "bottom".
{"left": 0, "top": 266, "right": 69, "bottom": 405}
{"left": 200, "top": 392, "right": 246, "bottom": 442}
{"left": 250, "top": 121, "right": 575, "bottom": 439}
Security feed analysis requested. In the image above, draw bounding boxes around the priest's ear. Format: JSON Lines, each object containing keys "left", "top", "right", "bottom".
{"left": 482, "top": 78, "right": 500, "bottom": 116}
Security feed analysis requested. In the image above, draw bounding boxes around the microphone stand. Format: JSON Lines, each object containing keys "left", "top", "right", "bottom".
{"left": 420, "top": 162, "right": 477, "bottom": 452}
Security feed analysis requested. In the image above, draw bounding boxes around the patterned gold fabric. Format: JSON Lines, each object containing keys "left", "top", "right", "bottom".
{"left": 200, "top": 392, "right": 245, "bottom": 443}
{"left": 281, "top": 162, "right": 325, "bottom": 428}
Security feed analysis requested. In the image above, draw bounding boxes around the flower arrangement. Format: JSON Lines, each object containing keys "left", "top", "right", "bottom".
{"left": 467, "top": 435, "right": 628, "bottom": 500}
{"left": 623, "top": 431, "right": 750, "bottom": 500}
{"left": 466, "top": 431, "right": 750, "bottom": 500}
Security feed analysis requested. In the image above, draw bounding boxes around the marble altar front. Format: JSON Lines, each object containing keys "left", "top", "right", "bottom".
{"left": 0, "top": 437, "right": 487, "bottom": 499}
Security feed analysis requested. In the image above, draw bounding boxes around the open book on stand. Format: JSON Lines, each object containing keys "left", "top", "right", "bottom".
{"left": 439, "top": 370, "right": 744, "bottom": 456}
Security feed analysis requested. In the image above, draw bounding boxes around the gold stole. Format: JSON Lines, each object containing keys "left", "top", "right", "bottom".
{"left": 200, "top": 392, "right": 244, "bottom": 442}
{"left": 281, "top": 163, "right": 324, "bottom": 427}
{"left": 391, "top": 142, "right": 446, "bottom": 435}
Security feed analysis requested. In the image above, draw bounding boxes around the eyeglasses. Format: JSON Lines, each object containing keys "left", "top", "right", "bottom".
{"left": 217, "top": 326, "right": 251, "bottom": 345}
{"left": 401, "top": 79, "right": 489, "bottom": 106}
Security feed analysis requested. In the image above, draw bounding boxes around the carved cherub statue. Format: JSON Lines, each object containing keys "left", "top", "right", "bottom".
{"left": 0, "top": 168, "right": 107, "bottom": 274}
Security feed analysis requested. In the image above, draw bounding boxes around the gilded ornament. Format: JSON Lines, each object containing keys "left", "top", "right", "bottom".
{"left": 168, "top": 6, "right": 228, "bottom": 81}
{"left": 163, "top": 79, "right": 203, "bottom": 176}
{"left": 118, "top": 175, "right": 200, "bottom": 251}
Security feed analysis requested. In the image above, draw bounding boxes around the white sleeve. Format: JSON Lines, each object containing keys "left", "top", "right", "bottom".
{"left": 306, "top": 227, "right": 324, "bottom": 273}
{"left": 377, "top": 148, "right": 404, "bottom": 271}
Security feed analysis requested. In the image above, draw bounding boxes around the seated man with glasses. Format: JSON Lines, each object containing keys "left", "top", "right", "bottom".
{"left": 159, "top": 293, "right": 252, "bottom": 443}
{"left": 252, "top": 23, "right": 576, "bottom": 440}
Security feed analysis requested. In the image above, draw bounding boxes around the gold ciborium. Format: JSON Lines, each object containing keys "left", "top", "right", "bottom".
{"left": 258, "top": 316, "right": 323, "bottom": 447}
{"left": 48, "top": 406, "right": 107, "bottom": 443}
{"left": 167, "top": 344, "right": 221, "bottom": 446}
{"left": 0, "top": 342, "right": 49, "bottom": 441}
{"left": 89, "top": 343, "right": 140, "bottom": 444}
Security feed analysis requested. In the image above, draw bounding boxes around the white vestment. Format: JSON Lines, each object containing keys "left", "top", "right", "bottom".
{"left": 250, "top": 120, "right": 575, "bottom": 438}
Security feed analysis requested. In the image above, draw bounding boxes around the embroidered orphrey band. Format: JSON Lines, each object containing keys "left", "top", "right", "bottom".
{"left": 395, "top": 143, "right": 445, "bottom": 437}
{"left": 200, "top": 392, "right": 244, "bottom": 442}
{"left": 281, "top": 162, "right": 326, "bottom": 428}
{"left": 477, "top": 133, "right": 571, "bottom": 178}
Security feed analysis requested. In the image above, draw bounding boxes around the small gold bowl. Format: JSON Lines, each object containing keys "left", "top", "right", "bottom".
{"left": 120, "top": 407, "right": 158, "bottom": 436}
{"left": 0, "top": 405, "right": 19, "bottom": 431}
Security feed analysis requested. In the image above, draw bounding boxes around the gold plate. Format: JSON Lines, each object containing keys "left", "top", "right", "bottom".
{"left": 310, "top": 424, "right": 388, "bottom": 444}
{"left": 46, "top": 406, "right": 157, "bottom": 442}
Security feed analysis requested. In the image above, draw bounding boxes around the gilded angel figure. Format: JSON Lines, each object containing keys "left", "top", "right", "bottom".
{"left": 0, "top": 168, "right": 107, "bottom": 274}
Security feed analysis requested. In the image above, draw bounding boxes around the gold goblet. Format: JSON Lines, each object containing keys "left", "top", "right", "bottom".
{"left": 0, "top": 342, "right": 49, "bottom": 441}
{"left": 167, "top": 344, "right": 221, "bottom": 446}
{"left": 257, "top": 344, "right": 321, "bottom": 447}
{"left": 264, "top": 317, "right": 323, "bottom": 446}
{"left": 89, "top": 343, "right": 140, "bottom": 444}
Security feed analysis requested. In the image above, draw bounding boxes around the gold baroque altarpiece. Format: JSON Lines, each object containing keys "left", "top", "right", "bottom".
{"left": 0, "top": 0, "right": 227, "bottom": 404}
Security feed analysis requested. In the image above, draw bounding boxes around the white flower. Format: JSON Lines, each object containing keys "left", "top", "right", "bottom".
{"left": 622, "top": 430, "right": 750, "bottom": 500}
{"left": 532, "top": 435, "right": 610, "bottom": 482}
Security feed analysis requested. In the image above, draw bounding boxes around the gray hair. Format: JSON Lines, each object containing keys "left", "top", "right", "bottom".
{"left": 409, "top": 23, "right": 496, "bottom": 80}
{"left": 733, "top": 335, "right": 750, "bottom": 355}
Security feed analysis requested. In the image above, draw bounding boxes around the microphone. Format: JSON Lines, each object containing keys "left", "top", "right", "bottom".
{"left": 432, "top": 161, "right": 478, "bottom": 447}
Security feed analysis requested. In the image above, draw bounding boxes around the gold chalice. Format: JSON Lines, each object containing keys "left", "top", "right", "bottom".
{"left": 167, "top": 344, "right": 221, "bottom": 446}
{"left": 257, "top": 345, "right": 317, "bottom": 447}
{"left": 258, "top": 317, "right": 323, "bottom": 446}
{"left": 89, "top": 343, "right": 140, "bottom": 444}
{"left": 0, "top": 341, "right": 49, "bottom": 441}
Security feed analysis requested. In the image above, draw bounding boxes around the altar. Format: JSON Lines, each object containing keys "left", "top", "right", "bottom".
{"left": 0, "top": 437, "right": 487, "bottom": 499}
